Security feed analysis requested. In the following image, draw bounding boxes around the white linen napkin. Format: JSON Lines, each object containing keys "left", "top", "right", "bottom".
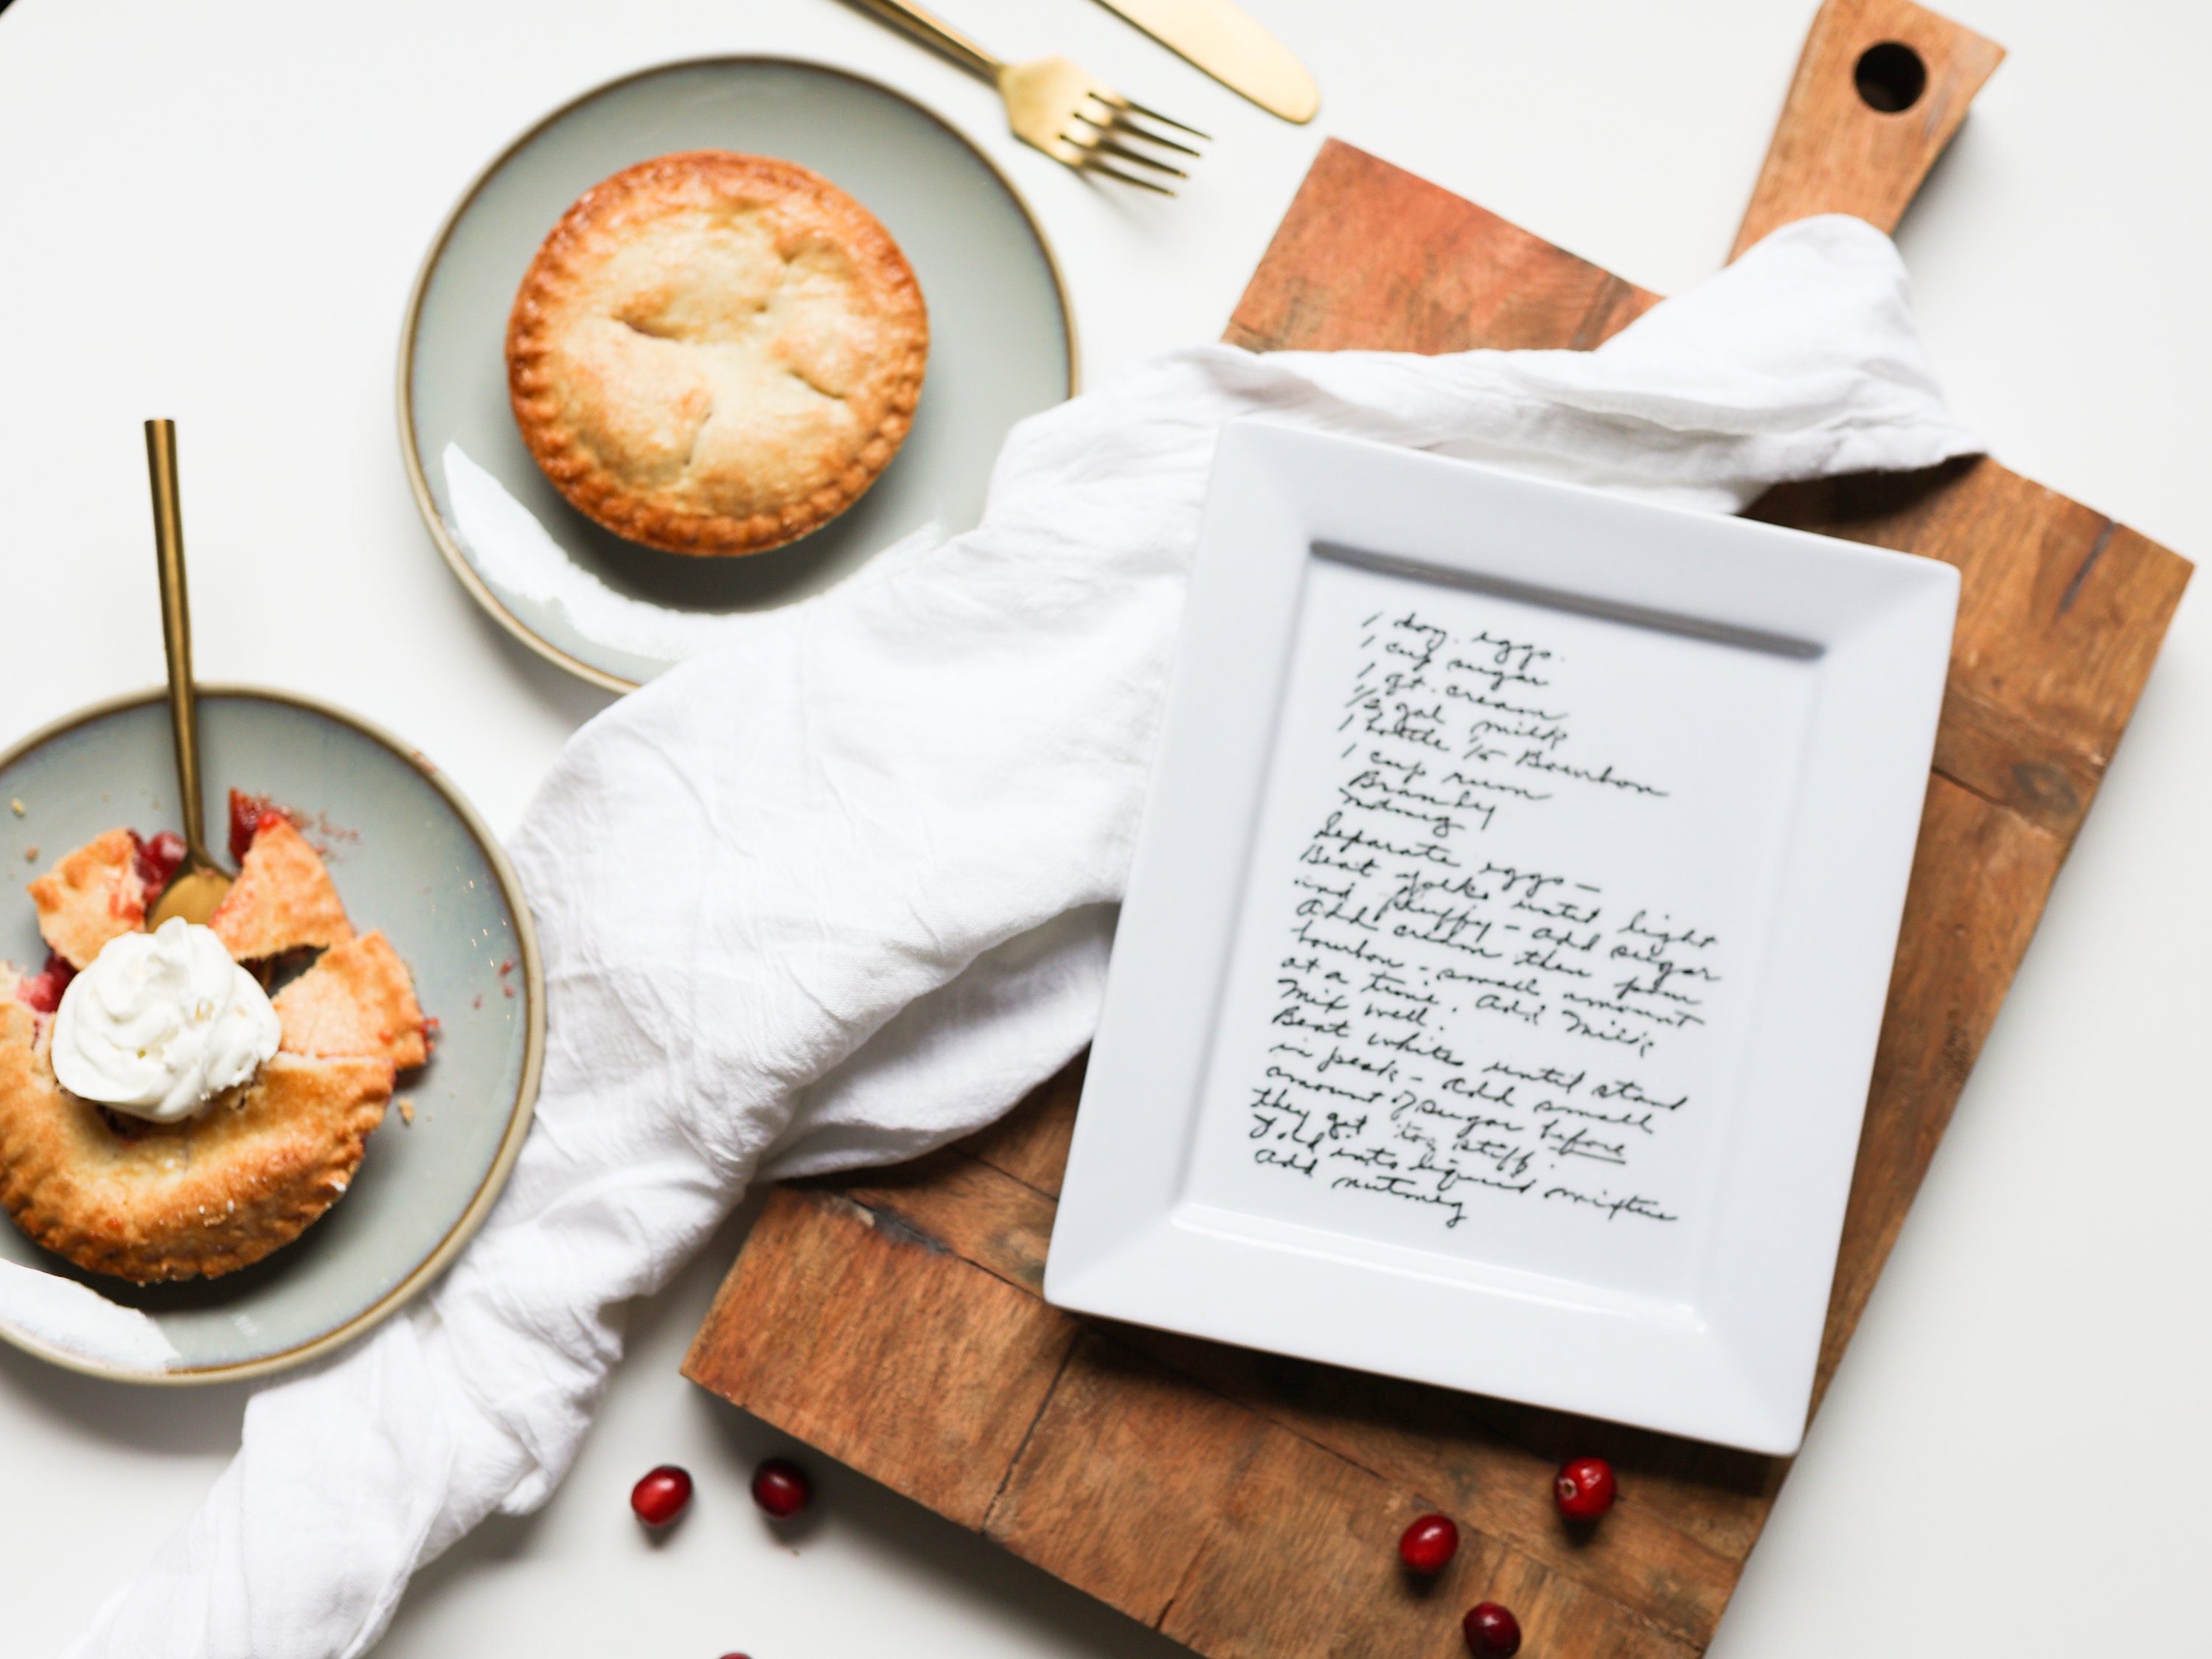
{"left": 62, "top": 215, "right": 1977, "bottom": 1658}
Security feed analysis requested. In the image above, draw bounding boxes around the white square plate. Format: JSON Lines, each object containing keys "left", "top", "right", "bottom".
{"left": 1044, "top": 421, "right": 1957, "bottom": 1454}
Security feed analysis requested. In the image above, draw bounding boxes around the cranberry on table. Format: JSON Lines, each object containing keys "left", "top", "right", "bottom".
{"left": 751, "top": 1457, "right": 812, "bottom": 1518}
{"left": 1463, "top": 1601, "right": 1522, "bottom": 1656}
{"left": 630, "top": 1464, "right": 693, "bottom": 1526}
{"left": 1397, "top": 1512, "right": 1459, "bottom": 1573}
{"left": 1554, "top": 1455, "right": 1616, "bottom": 1522}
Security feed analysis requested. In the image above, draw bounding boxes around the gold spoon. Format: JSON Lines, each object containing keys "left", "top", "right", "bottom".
{"left": 144, "top": 419, "right": 234, "bottom": 928}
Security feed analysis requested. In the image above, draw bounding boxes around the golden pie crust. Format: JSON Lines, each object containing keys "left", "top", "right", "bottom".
{"left": 209, "top": 815, "right": 355, "bottom": 961}
{"left": 0, "top": 998, "right": 394, "bottom": 1283}
{"left": 29, "top": 830, "right": 146, "bottom": 970}
{"left": 274, "top": 931, "right": 427, "bottom": 1069}
{"left": 2, "top": 828, "right": 427, "bottom": 1284}
{"left": 507, "top": 150, "right": 929, "bottom": 557}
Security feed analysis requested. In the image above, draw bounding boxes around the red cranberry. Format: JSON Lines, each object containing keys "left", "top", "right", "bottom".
{"left": 15, "top": 950, "right": 76, "bottom": 1014}
{"left": 630, "top": 1464, "right": 692, "bottom": 1526}
{"left": 751, "top": 1457, "right": 811, "bottom": 1518}
{"left": 1554, "top": 1455, "right": 1616, "bottom": 1522}
{"left": 1464, "top": 1601, "right": 1522, "bottom": 1656}
{"left": 131, "top": 830, "right": 187, "bottom": 894}
{"left": 1397, "top": 1512, "right": 1459, "bottom": 1573}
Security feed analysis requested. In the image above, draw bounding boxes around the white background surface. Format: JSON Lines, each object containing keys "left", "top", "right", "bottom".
{"left": 0, "top": 0, "right": 2202, "bottom": 1654}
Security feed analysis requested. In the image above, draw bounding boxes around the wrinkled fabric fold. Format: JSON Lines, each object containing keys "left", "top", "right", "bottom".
{"left": 69, "top": 216, "right": 1978, "bottom": 1659}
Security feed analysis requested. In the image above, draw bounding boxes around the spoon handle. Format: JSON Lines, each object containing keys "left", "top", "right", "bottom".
{"left": 145, "top": 419, "right": 210, "bottom": 866}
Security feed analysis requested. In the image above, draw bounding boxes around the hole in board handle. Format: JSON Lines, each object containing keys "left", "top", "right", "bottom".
{"left": 1854, "top": 41, "right": 1927, "bottom": 113}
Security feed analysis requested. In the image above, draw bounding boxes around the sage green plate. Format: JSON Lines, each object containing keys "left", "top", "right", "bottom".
{"left": 400, "top": 56, "right": 1077, "bottom": 692}
{"left": 0, "top": 689, "right": 543, "bottom": 1384}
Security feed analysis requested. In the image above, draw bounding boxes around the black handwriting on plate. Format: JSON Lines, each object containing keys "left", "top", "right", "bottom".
{"left": 1245, "top": 607, "right": 1717, "bottom": 1234}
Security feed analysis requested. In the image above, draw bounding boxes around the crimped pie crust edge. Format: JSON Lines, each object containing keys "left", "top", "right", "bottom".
{"left": 0, "top": 1026, "right": 395, "bottom": 1285}
{"left": 505, "top": 149, "right": 930, "bottom": 558}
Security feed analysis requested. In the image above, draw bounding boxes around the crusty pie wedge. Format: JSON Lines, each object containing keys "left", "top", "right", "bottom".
{"left": 274, "top": 931, "right": 428, "bottom": 1069}
{"left": 209, "top": 815, "right": 355, "bottom": 960}
{"left": 27, "top": 829, "right": 146, "bottom": 970}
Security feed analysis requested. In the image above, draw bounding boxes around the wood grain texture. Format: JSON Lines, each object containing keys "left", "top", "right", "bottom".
{"left": 684, "top": 1178, "right": 1077, "bottom": 1529}
{"left": 1222, "top": 141, "right": 1659, "bottom": 357}
{"left": 1730, "top": 0, "right": 2005, "bottom": 258}
{"left": 954, "top": 1051, "right": 1082, "bottom": 1199}
{"left": 990, "top": 1329, "right": 1701, "bottom": 1659}
{"left": 687, "top": 4, "right": 2193, "bottom": 1652}
{"left": 1806, "top": 773, "right": 2065, "bottom": 1405}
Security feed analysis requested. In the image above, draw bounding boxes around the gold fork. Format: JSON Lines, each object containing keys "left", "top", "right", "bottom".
{"left": 849, "top": 0, "right": 1207, "bottom": 193}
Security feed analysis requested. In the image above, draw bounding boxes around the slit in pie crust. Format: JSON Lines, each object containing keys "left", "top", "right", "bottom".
{"left": 506, "top": 150, "right": 929, "bottom": 557}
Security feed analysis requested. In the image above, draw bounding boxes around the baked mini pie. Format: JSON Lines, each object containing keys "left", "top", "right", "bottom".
{"left": 0, "top": 805, "right": 426, "bottom": 1283}
{"left": 507, "top": 150, "right": 929, "bottom": 557}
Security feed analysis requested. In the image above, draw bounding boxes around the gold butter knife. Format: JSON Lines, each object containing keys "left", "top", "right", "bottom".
{"left": 1090, "top": 0, "right": 1318, "bottom": 123}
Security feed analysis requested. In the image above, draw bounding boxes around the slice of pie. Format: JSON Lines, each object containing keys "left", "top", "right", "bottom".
{"left": 209, "top": 815, "right": 354, "bottom": 960}
{"left": 506, "top": 150, "right": 929, "bottom": 557}
{"left": 274, "top": 931, "right": 427, "bottom": 1068}
{"left": 28, "top": 830, "right": 147, "bottom": 970}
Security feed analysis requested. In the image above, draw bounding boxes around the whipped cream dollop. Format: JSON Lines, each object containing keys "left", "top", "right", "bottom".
{"left": 49, "top": 918, "right": 280, "bottom": 1122}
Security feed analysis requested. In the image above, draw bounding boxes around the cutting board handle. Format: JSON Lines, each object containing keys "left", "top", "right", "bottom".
{"left": 1730, "top": 0, "right": 2005, "bottom": 260}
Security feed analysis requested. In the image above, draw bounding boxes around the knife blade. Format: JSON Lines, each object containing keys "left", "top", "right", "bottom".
{"left": 1091, "top": 0, "right": 1319, "bottom": 123}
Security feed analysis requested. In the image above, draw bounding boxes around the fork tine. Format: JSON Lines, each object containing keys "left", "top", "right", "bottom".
{"left": 1080, "top": 154, "right": 1177, "bottom": 195}
{"left": 1083, "top": 134, "right": 1189, "bottom": 178}
{"left": 1111, "top": 95, "right": 1209, "bottom": 141}
{"left": 1072, "top": 101, "right": 1204, "bottom": 159}
{"left": 1106, "top": 110, "right": 1204, "bottom": 159}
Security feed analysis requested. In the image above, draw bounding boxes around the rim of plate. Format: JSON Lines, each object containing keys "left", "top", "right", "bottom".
{"left": 0, "top": 684, "right": 546, "bottom": 1387}
{"left": 395, "top": 54, "right": 1082, "bottom": 695}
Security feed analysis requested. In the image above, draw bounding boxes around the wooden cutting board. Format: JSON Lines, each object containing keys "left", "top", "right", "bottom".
{"left": 685, "top": 3, "right": 2191, "bottom": 1653}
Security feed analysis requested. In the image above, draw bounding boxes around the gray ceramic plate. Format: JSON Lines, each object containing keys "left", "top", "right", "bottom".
{"left": 0, "top": 689, "right": 543, "bottom": 1384}
{"left": 400, "top": 57, "right": 1077, "bottom": 692}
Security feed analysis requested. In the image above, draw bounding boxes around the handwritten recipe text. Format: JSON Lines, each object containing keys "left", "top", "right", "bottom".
{"left": 1243, "top": 605, "right": 1724, "bottom": 1234}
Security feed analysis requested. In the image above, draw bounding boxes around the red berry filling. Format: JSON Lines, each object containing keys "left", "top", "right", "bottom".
{"left": 630, "top": 1464, "right": 692, "bottom": 1527}
{"left": 751, "top": 1457, "right": 811, "bottom": 1518}
{"left": 1554, "top": 1455, "right": 1617, "bottom": 1522}
{"left": 1397, "top": 1512, "right": 1459, "bottom": 1574}
{"left": 227, "top": 789, "right": 293, "bottom": 865}
{"left": 132, "top": 830, "right": 188, "bottom": 896}
{"left": 1464, "top": 1601, "right": 1522, "bottom": 1656}
{"left": 14, "top": 950, "right": 77, "bottom": 1014}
